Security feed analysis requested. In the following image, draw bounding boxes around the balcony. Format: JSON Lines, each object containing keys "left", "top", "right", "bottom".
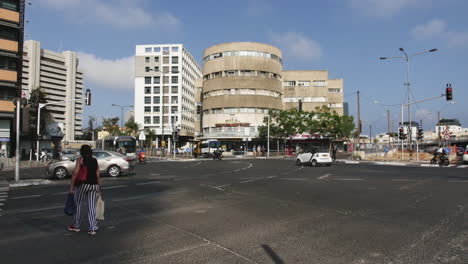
{"left": 0, "top": 9, "right": 19, "bottom": 23}
{"left": 0, "top": 39, "right": 18, "bottom": 52}
{"left": 0, "top": 69, "right": 16, "bottom": 82}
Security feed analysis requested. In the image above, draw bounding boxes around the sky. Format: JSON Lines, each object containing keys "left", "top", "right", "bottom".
{"left": 25, "top": 0, "right": 468, "bottom": 136}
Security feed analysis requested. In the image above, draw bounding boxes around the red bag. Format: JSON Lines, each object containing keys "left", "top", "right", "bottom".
{"left": 76, "top": 158, "right": 88, "bottom": 184}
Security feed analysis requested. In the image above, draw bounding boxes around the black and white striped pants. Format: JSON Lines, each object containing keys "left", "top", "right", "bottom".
{"left": 73, "top": 184, "right": 99, "bottom": 231}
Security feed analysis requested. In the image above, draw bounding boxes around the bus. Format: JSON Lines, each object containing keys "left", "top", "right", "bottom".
{"left": 98, "top": 136, "right": 137, "bottom": 156}
{"left": 199, "top": 139, "right": 221, "bottom": 157}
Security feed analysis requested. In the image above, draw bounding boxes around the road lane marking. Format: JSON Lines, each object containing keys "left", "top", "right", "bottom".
{"left": 212, "top": 184, "right": 231, "bottom": 191}
{"left": 318, "top": 174, "right": 331, "bottom": 180}
{"left": 333, "top": 178, "right": 364, "bottom": 181}
{"left": 420, "top": 164, "right": 439, "bottom": 167}
{"left": 11, "top": 194, "right": 42, "bottom": 200}
{"left": 457, "top": 165, "right": 468, "bottom": 168}
{"left": 280, "top": 178, "right": 307, "bottom": 181}
{"left": 0, "top": 187, "right": 9, "bottom": 191}
{"left": 240, "top": 180, "right": 254, "bottom": 184}
{"left": 52, "top": 191, "right": 69, "bottom": 196}
{"left": 392, "top": 179, "right": 424, "bottom": 182}
{"left": 448, "top": 180, "right": 468, "bottom": 183}
{"left": 102, "top": 185, "right": 127, "bottom": 190}
{"left": 233, "top": 162, "right": 253, "bottom": 172}
{"left": 0, "top": 199, "right": 5, "bottom": 202}
{"left": 136, "top": 181, "right": 161, "bottom": 185}
{"left": 183, "top": 162, "right": 201, "bottom": 168}
{"left": 266, "top": 176, "right": 277, "bottom": 179}
{"left": 5, "top": 205, "right": 63, "bottom": 214}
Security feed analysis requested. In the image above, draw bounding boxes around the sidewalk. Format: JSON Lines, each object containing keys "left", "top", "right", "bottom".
{"left": 337, "top": 158, "right": 467, "bottom": 168}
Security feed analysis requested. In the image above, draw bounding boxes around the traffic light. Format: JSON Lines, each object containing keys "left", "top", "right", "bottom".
{"left": 85, "top": 89, "right": 92, "bottom": 105}
{"left": 398, "top": 127, "right": 407, "bottom": 140}
{"left": 196, "top": 103, "right": 202, "bottom": 114}
{"left": 417, "top": 126, "right": 423, "bottom": 140}
{"left": 445, "top": 83, "right": 453, "bottom": 101}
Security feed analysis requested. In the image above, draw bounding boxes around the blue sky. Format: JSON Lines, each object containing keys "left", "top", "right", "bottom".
{"left": 26, "top": 0, "right": 468, "bottom": 135}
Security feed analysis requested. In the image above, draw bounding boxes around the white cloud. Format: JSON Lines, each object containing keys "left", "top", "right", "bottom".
{"left": 350, "top": 0, "right": 422, "bottom": 18}
{"left": 41, "top": 0, "right": 181, "bottom": 30}
{"left": 77, "top": 52, "right": 134, "bottom": 91}
{"left": 411, "top": 19, "right": 447, "bottom": 39}
{"left": 269, "top": 32, "right": 322, "bottom": 61}
{"left": 411, "top": 19, "right": 468, "bottom": 47}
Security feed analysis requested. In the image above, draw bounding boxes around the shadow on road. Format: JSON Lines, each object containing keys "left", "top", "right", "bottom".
{"left": 262, "top": 244, "right": 285, "bottom": 264}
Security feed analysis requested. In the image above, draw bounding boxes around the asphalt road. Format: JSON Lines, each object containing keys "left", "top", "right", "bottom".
{"left": 0, "top": 158, "right": 467, "bottom": 264}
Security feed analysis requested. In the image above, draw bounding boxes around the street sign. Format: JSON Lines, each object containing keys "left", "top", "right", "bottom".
{"left": 138, "top": 131, "right": 146, "bottom": 141}
{"left": 161, "top": 140, "right": 166, "bottom": 147}
{"left": 185, "top": 148, "right": 191, "bottom": 153}
{"left": 444, "top": 134, "right": 450, "bottom": 140}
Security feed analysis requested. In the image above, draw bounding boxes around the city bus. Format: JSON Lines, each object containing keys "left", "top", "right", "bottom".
{"left": 199, "top": 139, "right": 221, "bottom": 157}
{"left": 98, "top": 136, "right": 137, "bottom": 156}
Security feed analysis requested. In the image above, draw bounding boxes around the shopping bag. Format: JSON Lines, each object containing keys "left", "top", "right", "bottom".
{"left": 64, "top": 193, "right": 76, "bottom": 216}
{"left": 96, "top": 192, "right": 105, "bottom": 221}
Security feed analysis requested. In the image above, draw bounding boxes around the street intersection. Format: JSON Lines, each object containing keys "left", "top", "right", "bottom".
{"left": 0, "top": 159, "right": 467, "bottom": 263}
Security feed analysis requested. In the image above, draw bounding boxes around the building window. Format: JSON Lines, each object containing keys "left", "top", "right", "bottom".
{"left": 284, "top": 81, "right": 296, "bottom": 87}
{"left": 313, "top": 80, "right": 327, "bottom": 87}
{"left": 144, "top": 97, "right": 151, "bottom": 104}
{"left": 171, "top": 106, "right": 178, "bottom": 113}
{"left": 153, "top": 96, "right": 160, "bottom": 104}
{"left": 298, "top": 81, "right": 311, "bottom": 87}
{"left": 171, "top": 47, "right": 179, "bottom": 52}
{"left": 153, "top": 116, "right": 160, "bottom": 124}
{"left": 163, "top": 56, "right": 169, "bottom": 64}
{"left": 154, "top": 76, "right": 160, "bottom": 84}
{"left": 226, "top": 71, "right": 236, "bottom": 77}
{"left": 171, "top": 76, "right": 178, "bottom": 84}
{"left": 153, "top": 106, "right": 160, "bottom": 112}
{"left": 328, "top": 88, "right": 341, "bottom": 93}
{"left": 171, "top": 66, "right": 178, "bottom": 73}
{"left": 154, "top": 66, "right": 159, "bottom": 72}
{"left": 171, "top": 56, "right": 179, "bottom": 64}
{"left": 145, "top": 47, "right": 152, "bottom": 53}
{"left": 144, "top": 87, "right": 151, "bottom": 94}
{"left": 0, "top": 0, "right": 18, "bottom": 11}
{"left": 154, "top": 47, "right": 161, "bottom": 52}
{"left": 153, "top": 86, "right": 160, "bottom": 94}
{"left": 171, "top": 86, "right": 178, "bottom": 93}
{"left": 144, "top": 117, "right": 151, "bottom": 124}
{"left": 0, "top": 25, "right": 18, "bottom": 41}
{"left": 171, "top": 96, "right": 178, "bottom": 104}
{"left": 145, "top": 67, "right": 150, "bottom": 72}
{"left": 144, "top": 77, "right": 151, "bottom": 84}
{"left": 144, "top": 106, "right": 151, "bottom": 113}
{"left": 154, "top": 56, "right": 159, "bottom": 63}
{"left": 0, "top": 56, "right": 17, "bottom": 71}
{"left": 145, "top": 57, "right": 150, "bottom": 63}
{"left": 163, "top": 47, "right": 169, "bottom": 55}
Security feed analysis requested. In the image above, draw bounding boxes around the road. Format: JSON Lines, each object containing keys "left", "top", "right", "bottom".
{"left": 0, "top": 158, "right": 467, "bottom": 263}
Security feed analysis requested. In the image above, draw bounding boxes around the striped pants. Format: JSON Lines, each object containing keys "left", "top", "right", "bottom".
{"left": 73, "top": 184, "right": 99, "bottom": 231}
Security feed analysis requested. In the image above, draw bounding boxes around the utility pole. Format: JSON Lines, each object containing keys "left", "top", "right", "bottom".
{"left": 357, "top": 90, "right": 361, "bottom": 150}
{"left": 438, "top": 111, "right": 441, "bottom": 146}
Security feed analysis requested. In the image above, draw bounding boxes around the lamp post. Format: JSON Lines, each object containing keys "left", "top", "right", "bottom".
{"left": 111, "top": 104, "right": 133, "bottom": 129}
{"left": 380, "top": 48, "right": 437, "bottom": 158}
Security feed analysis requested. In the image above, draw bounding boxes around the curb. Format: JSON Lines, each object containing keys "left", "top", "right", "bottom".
{"left": 9, "top": 179, "right": 53, "bottom": 188}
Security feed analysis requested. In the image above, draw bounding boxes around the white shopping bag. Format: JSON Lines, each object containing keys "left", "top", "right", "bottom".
{"left": 96, "top": 192, "right": 105, "bottom": 221}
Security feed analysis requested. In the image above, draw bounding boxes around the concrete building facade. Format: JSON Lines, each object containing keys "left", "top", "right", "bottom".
{"left": 201, "top": 42, "right": 283, "bottom": 140}
{"left": 282, "top": 70, "right": 344, "bottom": 115}
{"left": 0, "top": 0, "right": 24, "bottom": 157}
{"left": 22, "top": 40, "right": 84, "bottom": 141}
{"left": 134, "top": 44, "right": 202, "bottom": 145}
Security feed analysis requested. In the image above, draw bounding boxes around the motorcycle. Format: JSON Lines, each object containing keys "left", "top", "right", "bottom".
{"left": 212, "top": 150, "right": 223, "bottom": 160}
{"left": 138, "top": 152, "right": 146, "bottom": 163}
{"left": 439, "top": 155, "right": 450, "bottom": 166}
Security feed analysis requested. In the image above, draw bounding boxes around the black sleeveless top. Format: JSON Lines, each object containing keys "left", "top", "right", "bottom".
{"left": 81, "top": 156, "right": 98, "bottom": 185}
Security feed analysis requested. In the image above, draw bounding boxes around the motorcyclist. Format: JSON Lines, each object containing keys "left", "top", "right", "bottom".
{"left": 138, "top": 147, "right": 146, "bottom": 163}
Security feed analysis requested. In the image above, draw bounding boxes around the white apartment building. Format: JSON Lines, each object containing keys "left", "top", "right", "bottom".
{"left": 22, "top": 40, "right": 84, "bottom": 141}
{"left": 134, "top": 44, "right": 202, "bottom": 143}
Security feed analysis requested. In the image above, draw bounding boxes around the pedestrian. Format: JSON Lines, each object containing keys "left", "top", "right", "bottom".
{"left": 257, "top": 145, "right": 261, "bottom": 156}
{"left": 40, "top": 149, "right": 46, "bottom": 163}
{"left": 68, "top": 144, "right": 101, "bottom": 235}
{"left": 332, "top": 144, "right": 337, "bottom": 162}
{"left": 253, "top": 145, "right": 257, "bottom": 157}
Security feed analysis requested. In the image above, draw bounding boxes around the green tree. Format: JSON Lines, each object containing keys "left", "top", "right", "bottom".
{"left": 124, "top": 117, "right": 140, "bottom": 136}
{"left": 144, "top": 128, "right": 156, "bottom": 148}
{"left": 102, "top": 117, "right": 120, "bottom": 136}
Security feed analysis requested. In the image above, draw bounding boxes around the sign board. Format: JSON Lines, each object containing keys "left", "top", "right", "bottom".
{"left": 444, "top": 134, "right": 450, "bottom": 140}
{"left": 161, "top": 140, "right": 166, "bottom": 147}
{"left": 185, "top": 148, "right": 191, "bottom": 153}
{"left": 138, "top": 131, "right": 146, "bottom": 141}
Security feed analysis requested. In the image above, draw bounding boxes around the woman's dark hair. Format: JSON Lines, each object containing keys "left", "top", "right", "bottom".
{"left": 80, "top": 144, "right": 93, "bottom": 158}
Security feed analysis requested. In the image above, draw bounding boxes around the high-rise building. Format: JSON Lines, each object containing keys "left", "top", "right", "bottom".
{"left": 201, "top": 42, "right": 283, "bottom": 140}
{"left": 0, "top": 0, "right": 25, "bottom": 157}
{"left": 134, "top": 44, "right": 202, "bottom": 145}
{"left": 282, "top": 70, "right": 344, "bottom": 115}
{"left": 22, "top": 40, "right": 84, "bottom": 141}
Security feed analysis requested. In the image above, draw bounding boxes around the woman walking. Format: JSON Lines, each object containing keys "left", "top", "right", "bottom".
{"left": 68, "top": 145, "right": 101, "bottom": 235}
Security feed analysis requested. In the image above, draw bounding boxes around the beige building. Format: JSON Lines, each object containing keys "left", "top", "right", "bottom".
{"left": 201, "top": 42, "right": 283, "bottom": 139}
{"left": 282, "top": 70, "right": 344, "bottom": 115}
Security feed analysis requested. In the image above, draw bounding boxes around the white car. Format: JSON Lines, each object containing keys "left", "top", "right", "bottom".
{"left": 463, "top": 145, "right": 468, "bottom": 164}
{"left": 296, "top": 150, "right": 332, "bottom": 167}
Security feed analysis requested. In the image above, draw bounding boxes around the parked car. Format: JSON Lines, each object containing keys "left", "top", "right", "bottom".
{"left": 296, "top": 148, "right": 332, "bottom": 167}
{"left": 47, "top": 150, "right": 135, "bottom": 179}
{"left": 463, "top": 146, "right": 468, "bottom": 164}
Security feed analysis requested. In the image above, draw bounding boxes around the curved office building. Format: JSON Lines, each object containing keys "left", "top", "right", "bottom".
{"left": 202, "top": 42, "right": 283, "bottom": 140}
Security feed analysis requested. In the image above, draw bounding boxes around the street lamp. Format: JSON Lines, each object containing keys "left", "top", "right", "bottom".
{"left": 380, "top": 48, "right": 437, "bottom": 158}
{"left": 111, "top": 104, "right": 133, "bottom": 128}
